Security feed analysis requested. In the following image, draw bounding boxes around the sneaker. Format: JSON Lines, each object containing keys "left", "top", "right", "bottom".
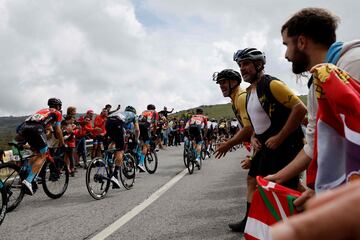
{"left": 22, "top": 179, "right": 34, "bottom": 196}
{"left": 110, "top": 176, "right": 121, "bottom": 189}
{"left": 138, "top": 164, "right": 146, "bottom": 172}
{"left": 228, "top": 220, "right": 246, "bottom": 232}
{"left": 195, "top": 158, "right": 200, "bottom": 166}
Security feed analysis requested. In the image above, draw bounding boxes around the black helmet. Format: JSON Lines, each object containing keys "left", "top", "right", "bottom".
{"left": 47, "top": 98, "right": 62, "bottom": 108}
{"left": 125, "top": 105, "right": 136, "bottom": 114}
{"left": 213, "top": 69, "right": 242, "bottom": 84}
{"left": 147, "top": 104, "right": 156, "bottom": 110}
{"left": 233, "top": 48, "right": 266, "bottom": 64}
{"left": 196, "top": 108, "right": 203, "bottom": 114}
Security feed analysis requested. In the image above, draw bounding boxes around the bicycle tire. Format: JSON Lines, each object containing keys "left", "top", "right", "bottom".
{"left": 0, "top": 162, "right": 24, "bottom": 212}
{"left": 85, "top": 157, "right": 110, "bottom": 200}
{"left": 0, "top": 182, "right": 7, "bottom": 225}
{"left": 186, "top": 150, "right": 194, "bottom": 174}
{"left": 144, "top": 150, "right": 158, "bottom": 174}
{"left": 119, "top": 153, "right": 136, "bottom": 190}
{"left": 42, "top": 159, "right": 69, "bottom": 199}
{"left": 183, "top": 147, "right": 188, "bottom": 167}
{"left": 198, "top": 153, "right": 202, "bottom": 170}
{"left": 200, "top": 144, "right": 206, "bottom": 160}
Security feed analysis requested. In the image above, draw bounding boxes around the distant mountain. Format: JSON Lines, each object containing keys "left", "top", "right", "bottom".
{"left": 0, "top": 116, "right": 27, "bottom": 150}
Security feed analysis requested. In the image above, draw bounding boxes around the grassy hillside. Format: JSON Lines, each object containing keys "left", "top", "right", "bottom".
{"left": 170, "top": 95, "right": 307, "bottom": 120}
{"left": 0, "top": 116, "right": 26, "bottom": 150}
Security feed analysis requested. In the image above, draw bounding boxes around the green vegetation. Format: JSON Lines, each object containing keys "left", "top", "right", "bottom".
{"left": 0, "top": 116, "right": 26, "bottom": 150}
{"left": 170, "top": 95, "right": 307, "bottom": 120}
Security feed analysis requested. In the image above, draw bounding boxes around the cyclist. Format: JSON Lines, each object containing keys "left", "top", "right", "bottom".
{"left": 231, "top": 47, "right": 306, "bottom": 232}
{"left": 229, "top": 118, "right": 240, "bottom": 138}
{"left": 16, "top": 98, "right": 64, "bottom": 195}
{"left": 184, "top": 108, "right": 208, "bottom": 166}
{"left": 138, "top": 104, "right": 159, "bottom": 172}
{"left": 212, "top": 69, "right": 254, "bottom": 231}
{"left": 105, "top": 105, "right": 140, "bottom": 188}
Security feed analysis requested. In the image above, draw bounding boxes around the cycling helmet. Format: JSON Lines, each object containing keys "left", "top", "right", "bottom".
{"left": 233, "top": 48, "right": 266, "bottom": 64}
{"left": 147, "top": 104, "right": 156, "bottom": 110}
{"left": 47, "top": 98, "right": 62, "bottom": 108}
{"left": 125, "top": 105, "right": 136, "bottom": 114}
{"left": 213, "top": 69, "right": 242, "bottom": 84}
{"left": 196, "top": 108, "right": 204, "bottom": 114}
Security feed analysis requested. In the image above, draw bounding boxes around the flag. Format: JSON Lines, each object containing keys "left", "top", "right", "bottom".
{"left": 244, "top": 176, "right": 301, "bottom": 240}
{"left": 307, "top": 64, "right": 360, "bottom": 192}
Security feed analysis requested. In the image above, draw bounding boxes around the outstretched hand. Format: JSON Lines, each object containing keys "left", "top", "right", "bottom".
{"left": 214, "top": 141, "right": 231, "bottom": 159}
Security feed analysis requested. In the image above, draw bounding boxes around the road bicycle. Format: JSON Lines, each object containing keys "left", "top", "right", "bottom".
{"left": 125, "top": 133, "right": 158, "bottom": 174}
{"left": 85, "top": 148, "right": 136, "bottom": 200}
{"left": 185, "top": 139, "right": 202, "bottom": 174}
{"left": 0, "top": 142, "right": 69, "bottom": 212}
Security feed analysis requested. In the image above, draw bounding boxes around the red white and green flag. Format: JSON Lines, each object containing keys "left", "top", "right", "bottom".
{"left": 307, "top": 64, "right": 360, "bottom": 192}
{"left": 244, "top": 177, "right": 301, "bottom": 240}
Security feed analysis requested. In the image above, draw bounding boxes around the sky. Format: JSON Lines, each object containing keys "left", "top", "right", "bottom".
{"left": 0, "top": 0, "right": 358, "bottom": 116}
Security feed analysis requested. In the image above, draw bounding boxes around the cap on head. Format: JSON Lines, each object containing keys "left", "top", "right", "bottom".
{"left": 86, "top": 109, "right": 94, "bottom": 115}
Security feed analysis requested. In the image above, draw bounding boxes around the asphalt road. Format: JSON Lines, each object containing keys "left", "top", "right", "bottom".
{"left": 1, "top": 145, "right": 249, "bottom": 240}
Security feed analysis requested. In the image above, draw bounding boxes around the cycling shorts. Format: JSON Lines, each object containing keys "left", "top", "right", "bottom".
{"left": 139, "top": 122, "right": 150, "bottom": 142}
{"left": 17, "top": 122, "right": 48, "bottom": 153}
{"left": 188, "top": 125, "right": 203, "bottom": 144}
{"left": 105, "top": 117, "right": 124, "bottom": 150}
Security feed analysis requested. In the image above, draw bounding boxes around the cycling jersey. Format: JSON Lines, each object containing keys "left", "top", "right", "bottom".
{"left": 141, "top": 110, "right": 159, "bottom": 125}
{"left": 19, "top": 108, "right": 62, "bottom": 153}
{"left": 109, "top": 111, "right": 138, "bottom": 130}
{"left": 246, "top": 75, "right": 303, "bottom": 142}
{"left": 25, "top": 108, "right": 62, "bottom": 126}
{"left": 230, "top": 87, "right": 251, "bottom": 128}
{"left": 186, "top": 114, "right": 207, "bottom": 129}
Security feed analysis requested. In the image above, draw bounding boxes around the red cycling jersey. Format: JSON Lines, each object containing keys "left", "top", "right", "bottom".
{"left": 189, "top": 114, "right": 208, "bottom": 127}
{"left": 26, "top": 108, "right": 62, "bottom": 126}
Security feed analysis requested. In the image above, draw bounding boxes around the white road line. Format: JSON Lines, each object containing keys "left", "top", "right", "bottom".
{"left": 90, "top": 168, "right": 188, "bottom": 240}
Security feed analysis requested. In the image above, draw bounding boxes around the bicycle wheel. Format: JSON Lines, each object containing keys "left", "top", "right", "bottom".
{"left": 42, "top": 159, "right": 69, "bottom": 199}
{"left": 186, "top": 150, "right": 194, "bottom": 174}
{"left": 200, "top": 144, "right": 207, "bottom": 160}
{"left": 0, "top": 182, "right": 7, "bottom": 225}
{"left": 0, "top": 162, "right": 24, "bottom": 212}
{"left": 183, "top": 146, "right": 188, "bottom": 167}
{"left": 86, "top": 157, "right": 110, "bottom": 200}
{"left": 198, "top": 153, "right": 202, "bottom": 170}
{"left": 144, "top": 150, "right": 158, "bottom": 174}
{"left": 119, "top": 153, "right": 136, "bottom": 190}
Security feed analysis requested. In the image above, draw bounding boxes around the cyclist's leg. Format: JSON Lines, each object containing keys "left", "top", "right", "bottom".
{"left": 20, "top": 124, "right": 48, "bottom": 195}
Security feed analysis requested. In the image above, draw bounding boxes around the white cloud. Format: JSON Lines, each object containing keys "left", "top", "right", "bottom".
{"left": 0, "top": 0, "right": 358, "bottom": 116}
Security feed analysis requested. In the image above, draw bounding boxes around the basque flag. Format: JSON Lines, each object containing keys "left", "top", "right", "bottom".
{"left": 307, "top": 64, "right": 360, "bottom": 192}
{"left": 244, "top": 177, "right": 301, "bottom": 240}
